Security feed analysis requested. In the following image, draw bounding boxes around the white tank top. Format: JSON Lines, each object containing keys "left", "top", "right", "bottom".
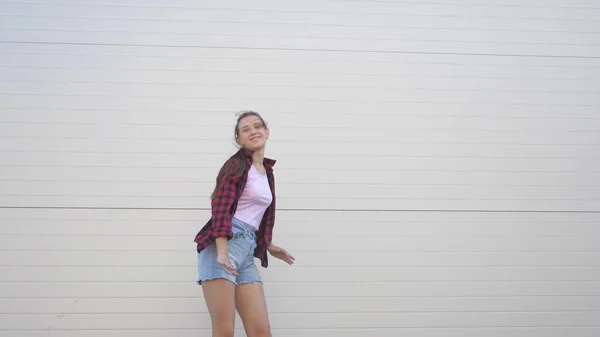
{"left": 233, "top": 165, "right": 273, "bottom": 230}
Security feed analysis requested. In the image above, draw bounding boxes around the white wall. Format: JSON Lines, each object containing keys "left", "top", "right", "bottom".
{"left": 1, "top": 1, "right": 600, "bottom": 336}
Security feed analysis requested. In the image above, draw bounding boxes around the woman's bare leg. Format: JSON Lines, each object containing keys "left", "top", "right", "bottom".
{"left": 202, "top": 279, "right": 237, "bottom": 337}
{"left": 235, "top": 282, "right": 272, "bottom": 337}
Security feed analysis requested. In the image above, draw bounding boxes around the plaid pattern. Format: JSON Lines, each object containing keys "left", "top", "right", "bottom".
{"left": 194, "top": 149, "right": 277, "bottom": 268}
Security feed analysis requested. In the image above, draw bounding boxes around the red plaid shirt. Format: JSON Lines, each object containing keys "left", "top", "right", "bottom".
{"left": 194, "top": 149, "right": 277, "bottom": 268}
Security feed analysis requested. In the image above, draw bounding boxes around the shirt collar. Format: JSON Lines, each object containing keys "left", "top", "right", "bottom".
{"left": 242, "top": 148, "right": 276, "bottom": 170}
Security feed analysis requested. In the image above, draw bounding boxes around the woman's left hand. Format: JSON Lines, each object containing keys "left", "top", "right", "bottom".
{"left": 268, "top": 244, "right": 295, "bottom": 265}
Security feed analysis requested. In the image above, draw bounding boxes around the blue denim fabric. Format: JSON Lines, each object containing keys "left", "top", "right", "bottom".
{"left": 197, "top": 217, "right": 261, "bottom": 286}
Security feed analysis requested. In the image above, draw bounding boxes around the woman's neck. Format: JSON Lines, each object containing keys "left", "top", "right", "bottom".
{"left": 251, "top": 148, "right": 265, "bottom": 166}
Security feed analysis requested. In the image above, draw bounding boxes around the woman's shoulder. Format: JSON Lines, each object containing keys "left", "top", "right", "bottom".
{"left": 216, "top": 152, "right": 247, "bottom": 180}
{"left": 264, "top": 157, "right": 276, "bottom": 171}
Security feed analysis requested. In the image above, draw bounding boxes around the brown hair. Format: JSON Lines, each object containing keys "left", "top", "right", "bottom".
{"left": 210, "top": 111, "right": 268, "bottom": 200}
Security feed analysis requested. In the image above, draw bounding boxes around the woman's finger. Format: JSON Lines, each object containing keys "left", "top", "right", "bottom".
{"left": 284, "top": 251, "right": 295, "bottom": 261}
{"left": 227, "top": 264, "right": 239, "bottom": 276}
{"left": 220, "top": 262, "right": 239, "bottom": 276}
{"left": 285, "top": 254, "right": 295, "bottom": 265}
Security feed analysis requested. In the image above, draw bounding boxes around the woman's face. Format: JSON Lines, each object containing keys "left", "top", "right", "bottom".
{"left": 236, "top": 115, "right": 269, "bottom": 151}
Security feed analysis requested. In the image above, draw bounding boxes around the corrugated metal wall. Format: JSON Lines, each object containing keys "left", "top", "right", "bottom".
{"left": 1, "top": 1, "right": 599, "bottom": 336}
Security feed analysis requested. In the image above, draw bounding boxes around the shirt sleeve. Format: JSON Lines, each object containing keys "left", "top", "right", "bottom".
{"left": 210, "top": 170, "right": 240, "bottom": 240}
{"left": 263, "top": 176, "right": 276, "bottom": 245}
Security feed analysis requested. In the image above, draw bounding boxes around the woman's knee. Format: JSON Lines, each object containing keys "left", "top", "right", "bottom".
{"left": 246, "top": 322, "right": 271, "bottom": 337}
{"left": 212, "top": 323, "right": 235, "bottom": 337}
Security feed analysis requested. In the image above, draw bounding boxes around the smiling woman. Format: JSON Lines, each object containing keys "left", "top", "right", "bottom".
{"left": 193, "top": 110, "right": 295, "bottom": 337}
{"left": 1, "top": 0, "right": 600, "bottom": 335}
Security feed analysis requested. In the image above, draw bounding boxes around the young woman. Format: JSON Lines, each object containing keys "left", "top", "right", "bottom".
{"left": 194, "top": 111, "right": 295, "bottom": 337}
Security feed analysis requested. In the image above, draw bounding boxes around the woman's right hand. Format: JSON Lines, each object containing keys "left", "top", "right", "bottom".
{"left": 217, "top": 253, "right": 238, "bottom": 276}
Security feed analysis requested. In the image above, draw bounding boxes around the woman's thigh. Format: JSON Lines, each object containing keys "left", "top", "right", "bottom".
{"left": 202, "top": 279, "right": 237, "bottom": 335}
{"left": 235, "top": 282, "right": 271, "bottom": 337}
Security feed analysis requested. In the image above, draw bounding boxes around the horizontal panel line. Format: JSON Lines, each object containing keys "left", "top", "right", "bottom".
{"left": 2, "top": 65, "right": 598, "bottom": 81}
{"left": 10, "top": 230, "right": 577, "bottom": 234}
{"left": 3, "top": 111, "right": 600, "bottom": 121}
{"left": 3, "top": 280, "right": 599, "bottom": 283}
{"left": 284, "top": 112, "right": 600, "bottom": 119}
{"left": 4, "top": 79, "right": 600, "bottom": 94}
{"left": 3, "top": 234, "right": 598, "bottom": 238}
{"left": 4, "top": 27, "right": 600, "bottom": 47}
{"left": 2, "top": 218, "right": 598, "bottom": 224}
{"left": 10, "top": 0, "right": 600, "bottom": 11}
{"left": 2, "top": 233, "right": 599, "bottom": 238}
{"left": 0, "top": 126, "right": 563, "bottom": 140}
{"left": 2, "top": 41, "right": 599, "bottom": 59}
{"left": 4, "top": 13, "right": 600, "bottom": 35}
{"left": 3, "top": 51, "right": 600, "bottom": 69}
{"left": 3, "top": 176, "right": 599, "bottom": 181}
{"left": 0, "top": 248, "right": 600, "bottom": 255}
{"left": 3, "top": 92, "right": 599, "bottom": 106}
{"left": 0, "top": 121, "right": 590, "bottom": 129}
{"left": 2, "top": 219, "right": 598, "bottom": 224}
{"left": 3, "top": 310, "right": 600, "bottom": 315}
{"left": 2, "top": 180, "right": 600, "bottom": 187}
{"left": 337, "top": 0, "right": 600, "bottom": 10}
{"left": 3, "top": 250, "right": 600, "bottom": 253}
{"left": 2, "top": 166, "right": 600, "bottom": 174}
{"left": 1, "top": 327, "right": 599, "bottom": 331}
{"left": 296, "top": 234, "right": 600, "bottom": 238}
{"left": 3, "top": 281, "right": 600, "bottom": 284}
{"left": 5, "top": 2, "right": 600, "bottom": 21}
{"left": 3, "top": 265, "right": 599, "bottom": 268}
{"left": 1, "top": 206, "right": 599, "bottom": 213}
{"left": 4, "top": 119, "right": 600, "bottom": 128}
{"left": 2, "top": 195, "right": 599, "bottom": 201}
{"left": 4, "top": 136, "right": 600, "bottom": 147}
{"left": 2, "top": 167, "right": 600, "bottom": 175}
{"left": 3, "top": 295, "right": 600, "bottom": 299}
{"left": 1, "top": 150, "right": 598, "bottom": 160}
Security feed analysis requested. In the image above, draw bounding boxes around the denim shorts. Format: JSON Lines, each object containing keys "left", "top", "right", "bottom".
{"left": 197, "top": 217, "right": 262, "bottom": 286}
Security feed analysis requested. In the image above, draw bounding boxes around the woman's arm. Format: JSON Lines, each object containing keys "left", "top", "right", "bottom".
{"left": 210, "top": 173, "right": 239, "bottom": 241}
{"left": 268, "top": 242, "right": 295, "bottom": 265}
{"left": 210, "top": 163, "right": 241, "bottom": 275}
